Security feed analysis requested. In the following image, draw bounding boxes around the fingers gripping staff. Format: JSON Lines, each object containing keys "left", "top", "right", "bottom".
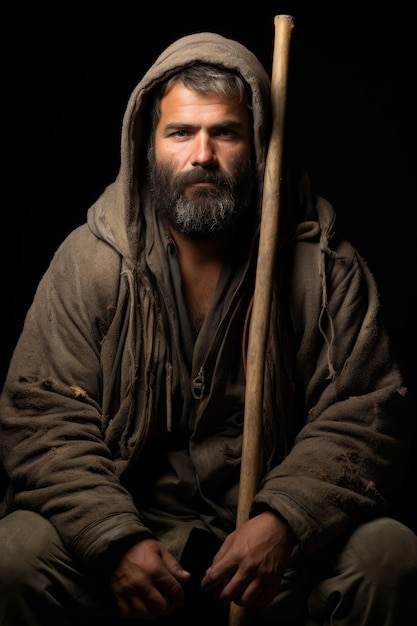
{"left": 227, "top": 14, "right": 294, "bottom": 626}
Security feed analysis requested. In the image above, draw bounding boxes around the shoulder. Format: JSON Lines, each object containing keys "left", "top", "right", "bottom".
{"left": 292, "top": 234, "right": 373, "bottom": 302}
{"left": 55, "top": 223, "right": 121, "bottom": 266}
{"left": 41, "top": 224, "right": 124, "bottom": 305}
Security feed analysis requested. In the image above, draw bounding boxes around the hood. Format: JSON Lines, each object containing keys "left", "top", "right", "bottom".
{"left": 87, "top": 32, "right": 271, "bottom": 265}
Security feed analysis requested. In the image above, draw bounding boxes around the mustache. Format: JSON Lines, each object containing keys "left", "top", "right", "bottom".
{"left": 172, "top": 168, "right": 233, "bottom": 188}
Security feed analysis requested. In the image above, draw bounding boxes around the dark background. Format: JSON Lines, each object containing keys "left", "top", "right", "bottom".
{"left": 3, "top": 4, "right": 416, "bottom": 526}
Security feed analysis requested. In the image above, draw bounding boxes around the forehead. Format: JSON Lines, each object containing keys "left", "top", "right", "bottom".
{"left": 159, "top": 82, "right": 250, "bottom": 123}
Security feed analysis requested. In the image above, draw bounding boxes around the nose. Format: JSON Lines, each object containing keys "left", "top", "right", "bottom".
{"left": 190, "top": 133, "right": 217, "bottom": 167}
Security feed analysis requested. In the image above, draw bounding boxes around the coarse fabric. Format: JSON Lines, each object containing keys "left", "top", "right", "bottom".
{"left": 1, "top": 511, "right": 417, "bottom": 625}
{"left": 0, "top": 29, "right": 412, "bottom": 602}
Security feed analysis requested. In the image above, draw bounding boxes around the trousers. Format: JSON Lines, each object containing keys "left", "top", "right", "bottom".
{"left": 0, "top": 510, "right": 416, "bottom": 626}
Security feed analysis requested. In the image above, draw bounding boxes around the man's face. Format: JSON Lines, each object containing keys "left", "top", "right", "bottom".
{"left": 148, "top": 82, "right": 256, "bottom": 240}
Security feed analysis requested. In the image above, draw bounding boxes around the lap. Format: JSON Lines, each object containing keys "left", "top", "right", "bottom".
{"left": 1, "top": 512, "right": 416, "bottom": 625}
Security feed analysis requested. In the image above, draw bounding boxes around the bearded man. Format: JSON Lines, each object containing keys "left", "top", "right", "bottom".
{"left": 0, "top": 32, "right": 416, "bottom": 626}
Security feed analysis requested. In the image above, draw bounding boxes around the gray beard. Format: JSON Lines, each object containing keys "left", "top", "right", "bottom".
{"left": 147, "top": 150, "right": 256, "bottom": 240}
{"left": 165, "top": 188, "right": 241, "bottom": 236}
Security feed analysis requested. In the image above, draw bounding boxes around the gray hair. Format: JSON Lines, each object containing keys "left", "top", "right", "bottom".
{"left": 148, "top": 63, "right": 252, "bottom": 142}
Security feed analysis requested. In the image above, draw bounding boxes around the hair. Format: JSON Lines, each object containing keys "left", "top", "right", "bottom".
{"left": 148, "top": 63, "right": 253, "bottom": 145}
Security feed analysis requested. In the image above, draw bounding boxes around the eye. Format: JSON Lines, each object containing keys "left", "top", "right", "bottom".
{"left": 215, "top": 127, "right": 243, "bottom": 142}
{"left": 173, "top": 129, "right": 190, "bottom": 138}
{"left": 167, "top": 128, "right": 193, "bottom": 141}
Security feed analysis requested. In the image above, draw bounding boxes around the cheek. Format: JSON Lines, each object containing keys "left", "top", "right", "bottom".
{"left": 156, "top": 142, "right": 189, "bottom": 170}
{"left": 238, "top": 140, "right": 252, "bottom": 161}
{"left": 221, "top": 145, "right": 251, "bottom": 170}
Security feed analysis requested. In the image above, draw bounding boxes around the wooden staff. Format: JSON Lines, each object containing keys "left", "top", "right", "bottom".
{"left": 228, "top": 14, "right": 294, "bottom": 626}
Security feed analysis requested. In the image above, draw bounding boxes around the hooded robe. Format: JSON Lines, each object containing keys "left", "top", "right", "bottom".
{"left": 0, "top": 32, "right": 409, "bottom": 570}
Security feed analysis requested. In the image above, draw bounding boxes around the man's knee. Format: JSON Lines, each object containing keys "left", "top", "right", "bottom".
{"left": 340, "top": 517, "right": 417, "bottom": 585}
{"left": 0, "top": 510, "right": 60, "bottom": 583}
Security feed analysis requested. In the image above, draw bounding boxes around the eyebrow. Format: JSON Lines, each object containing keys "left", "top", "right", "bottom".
{"left": 163, "top": 120, "right": 246, "bottom": 132}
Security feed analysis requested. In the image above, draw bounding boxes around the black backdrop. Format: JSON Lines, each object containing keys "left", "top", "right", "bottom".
{"left": 3, "top": 4, "right": 416, "bottom": 526}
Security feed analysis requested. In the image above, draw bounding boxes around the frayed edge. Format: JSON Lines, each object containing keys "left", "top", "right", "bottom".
{"left": 318, "top": 244, "right": 338, "bottom": 380}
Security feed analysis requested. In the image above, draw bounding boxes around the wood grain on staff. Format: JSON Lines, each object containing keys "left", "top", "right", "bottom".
{"left": 228, "top": 14, "right": 294, "bottom": 626}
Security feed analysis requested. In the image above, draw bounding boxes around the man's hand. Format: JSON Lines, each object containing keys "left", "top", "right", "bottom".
{"left": 201, "top": 510, "right": 297, "bottom": 607}
{"left": 109, "top": 538, "right": 192, "bottom": 620}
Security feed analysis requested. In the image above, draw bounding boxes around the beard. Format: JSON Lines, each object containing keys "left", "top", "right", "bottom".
{"left": 147, "top": 149, "right": 256, "bottom": 240}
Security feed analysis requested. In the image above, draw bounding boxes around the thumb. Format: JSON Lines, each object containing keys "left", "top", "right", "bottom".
{"left": 162, "top": 548, "right": 192, "bottom": 581}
